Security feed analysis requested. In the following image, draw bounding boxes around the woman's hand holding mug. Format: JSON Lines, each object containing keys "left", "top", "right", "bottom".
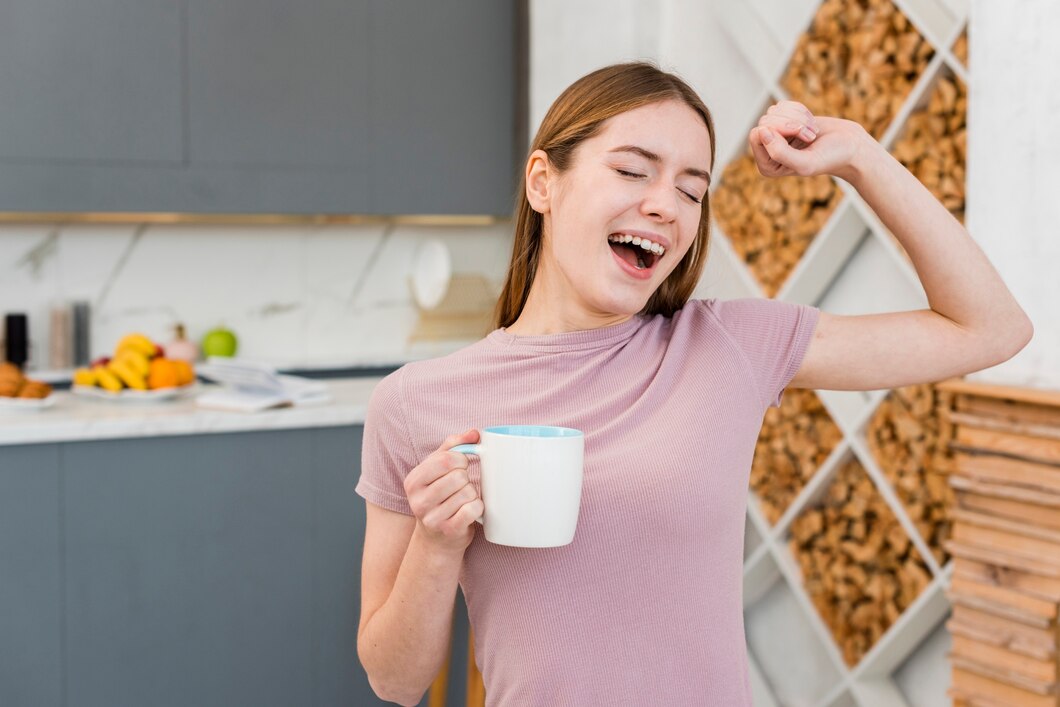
{"left": 404, "top": 428, "right": 485, "bottom": 555}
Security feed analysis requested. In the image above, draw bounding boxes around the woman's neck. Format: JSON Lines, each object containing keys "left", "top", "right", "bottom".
{"left": 505, "top": 284, "right": 633, "bottom": 335}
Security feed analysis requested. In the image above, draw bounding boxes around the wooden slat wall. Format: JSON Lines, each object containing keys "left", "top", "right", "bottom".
{"left": 939, "top": 379, "right": 1060, "bottom": 706}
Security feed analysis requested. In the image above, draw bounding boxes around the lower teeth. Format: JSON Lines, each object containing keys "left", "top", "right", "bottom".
{"left": 636, "top": 256, "right": 646, "bottom": 269}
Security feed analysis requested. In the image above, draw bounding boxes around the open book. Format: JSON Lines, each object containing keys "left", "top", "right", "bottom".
{"left": 195, "top": 357, "right": 332, "bottom": 412}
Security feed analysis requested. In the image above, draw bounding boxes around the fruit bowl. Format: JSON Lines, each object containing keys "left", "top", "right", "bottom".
{"left": 71, "top": 382, "right": 198, "bottom": 403}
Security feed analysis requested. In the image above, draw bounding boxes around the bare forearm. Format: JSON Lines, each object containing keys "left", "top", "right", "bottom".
{"left": 840, "top": 135, "right": 1032, "bottom": 343}
{"left": 358, "top": 527, "right": 464, "bottom": 705}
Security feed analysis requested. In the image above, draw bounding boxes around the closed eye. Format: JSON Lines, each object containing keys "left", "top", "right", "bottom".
{"left": 615, "top": 168, "right": 702, "bottom": 205}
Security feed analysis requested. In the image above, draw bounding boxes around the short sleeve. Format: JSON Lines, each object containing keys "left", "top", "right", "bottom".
{"left": 708, "top": 297, "right": 820, "bottom": 409}
{"left": 355, "top": 368, "right": 419, "bottom": 515}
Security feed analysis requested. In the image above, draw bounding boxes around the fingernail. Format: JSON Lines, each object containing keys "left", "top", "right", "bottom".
{"left": 760, "top": 129, "right": 774, "bottom": 144}
{"left": 799, "top": 126, "right": 816, "bottom": 142}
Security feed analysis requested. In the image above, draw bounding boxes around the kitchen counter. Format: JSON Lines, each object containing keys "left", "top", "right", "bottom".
{"left": 0, "top": 376, "right": 385, "bottom": 446}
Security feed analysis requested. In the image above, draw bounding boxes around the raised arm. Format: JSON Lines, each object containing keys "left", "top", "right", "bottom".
{"left": 747, "top": 101, "right": 1033, "bottom": 392}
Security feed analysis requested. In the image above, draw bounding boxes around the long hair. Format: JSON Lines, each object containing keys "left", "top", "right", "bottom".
{"left": 493, "top": 61, "right": 717, "bottom": 330}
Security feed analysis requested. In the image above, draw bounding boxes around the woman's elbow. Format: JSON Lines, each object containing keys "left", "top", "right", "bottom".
{"left": 358, "top": 639, "right": 427, "bottom": 706}
{"left": 363, "top": 668, "right": 425, "bottom": 706}
{"left": 1004, "top": 315, "right": 1034, "bottom": 358}
{"left": 984, "top": 315, "right": 1034, "bottom": 366}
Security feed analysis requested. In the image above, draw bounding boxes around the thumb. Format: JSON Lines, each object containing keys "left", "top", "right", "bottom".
{"left": 438, "top": 428, "right": 480, "bottom": 452}
{"left": 760, "top": 128, "right": 815, "bottom": 175}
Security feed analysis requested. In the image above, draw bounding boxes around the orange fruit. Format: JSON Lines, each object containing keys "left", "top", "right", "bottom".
{"left": 147, "top": 358, "right": 180, "bottom": 389}
{"left": 172, "top": 360, "right": 195, "bottom": 386}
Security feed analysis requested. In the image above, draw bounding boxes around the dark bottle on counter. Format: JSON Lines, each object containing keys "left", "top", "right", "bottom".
{"left": 3, "top": 313, "right": 29, "bottom": 369}
{"left": 72, "top": 301, "right": 91, "bottom": 367}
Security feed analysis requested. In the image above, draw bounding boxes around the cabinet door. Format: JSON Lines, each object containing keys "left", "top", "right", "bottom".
{"left": 0, "top": 0, "right": 183, "bottom": 164}
{"left": 62, "top": 430, "right": 317, "bottom": 707}
{"left": 0, "top": 444, "right": 62, "bottom": 707}
{"left": 369, "top": 0, "right": 517, "bottom": 216}
{"left": 310, "top": 425, "right": 377, "bottom": 705}
{"left": 185, "top": 0, "right": 372, "bottom": 213}
{"left": 0, "top": 0, "right": 516, "bottom": 216}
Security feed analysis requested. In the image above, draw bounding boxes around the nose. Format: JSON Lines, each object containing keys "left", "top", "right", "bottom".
{"left": 639, "top": 179, "right": 678, "bottom": 223}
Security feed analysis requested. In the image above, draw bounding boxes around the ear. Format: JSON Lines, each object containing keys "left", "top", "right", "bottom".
{"left": 525, "top": 149, "right": 553, "bottom": 214}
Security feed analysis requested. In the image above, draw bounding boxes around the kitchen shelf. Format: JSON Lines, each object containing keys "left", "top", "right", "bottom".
{"left": 744, "top": 553, "right": 846, "bottom": 706}
{"left": 702, "top": 0, "right": 971, "bottom": 703}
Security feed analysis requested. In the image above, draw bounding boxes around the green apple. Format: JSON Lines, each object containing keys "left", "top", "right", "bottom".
{"left": 202, "top": 327, "right": 238, "bottom": 357}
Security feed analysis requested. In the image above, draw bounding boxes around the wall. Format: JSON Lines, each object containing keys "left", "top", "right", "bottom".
{"left": 0, "top": 222, "right": 513, "bottom": 371}
{"left": 964, "top": 0, "right": 1059, "bottom": 390}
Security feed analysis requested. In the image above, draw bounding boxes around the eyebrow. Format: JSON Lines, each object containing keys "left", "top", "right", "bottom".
{"left": 607, "top": 145, "right": 712, "bottom": 187}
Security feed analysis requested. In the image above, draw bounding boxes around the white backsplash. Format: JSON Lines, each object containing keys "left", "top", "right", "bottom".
{"left": 0, "top": 221, "right": 514, "bottom": 372}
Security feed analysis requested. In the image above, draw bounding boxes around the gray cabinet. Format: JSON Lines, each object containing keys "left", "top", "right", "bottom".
{"left": 0, "top": 0, "right": 183, "bottom": 164}
{"left": 0, "top": 444, "right": 63, "bottom": 706}
{"left": 0, "top": 426, "right": 472, "bottom": 706}
{"left": 369, "top": 1, "right": 517, "bottom": 216}
{"left": 0, "top": 0, "right": 519, "bottom": 216}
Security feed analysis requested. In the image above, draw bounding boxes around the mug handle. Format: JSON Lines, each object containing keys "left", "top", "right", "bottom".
{"left": 450, "top": 443, "right": 484, "bottom": 524}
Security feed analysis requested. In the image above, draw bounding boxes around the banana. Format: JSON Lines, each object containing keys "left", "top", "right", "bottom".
{"left": 108, "top": 358, "right": 148, "bottom": 390}
{"left": 115, "top": 333, "right": 157, "bottom": 359}
{"left": 113, "top": 348, "right": 150, "bottom": 377}
{"left": 73, "top": 367, "right": 97, "bottom": 386}
{"left": 93, "top": 365, "right": 124, "bottom": 393}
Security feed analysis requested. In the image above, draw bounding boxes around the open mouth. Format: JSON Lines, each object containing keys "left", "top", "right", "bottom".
{"left": 607, "top": 233, "right": 665, "bottom": 271}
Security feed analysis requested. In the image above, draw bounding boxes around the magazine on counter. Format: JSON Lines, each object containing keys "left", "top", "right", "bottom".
{"left": 195, "top": 357, "right": 331, "bottom": 412}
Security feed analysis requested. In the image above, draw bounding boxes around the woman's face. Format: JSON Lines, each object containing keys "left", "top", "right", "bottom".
{"left": 529, "top": 99, "right": 713, "bottom": 324}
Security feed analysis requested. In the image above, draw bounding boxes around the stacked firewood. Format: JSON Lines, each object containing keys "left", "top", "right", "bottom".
{"left": 780, "top": 0, "right": 934, "bottom": 139}
{"left": 751, "top": 389, "right": 844, "bottom": 524}
{"left": 789, "top": 457, "right": 933, "bottom": 665}
{"left": 938, "top": 380, "right": 1060, "bottom": 706}
{"left": 712, "top": 153, "right": 840, "bottom": 296}
{"left": 866, "top": 383, "right": 954, "bottom": 565}
{"left": 890, "top": 74, "right": 967, "bottom": 224}
{"left": 953, "top": 30, "right": 968, "bottom": 67}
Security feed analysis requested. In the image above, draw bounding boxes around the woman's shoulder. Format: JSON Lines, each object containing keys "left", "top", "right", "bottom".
{"left": 679, "top": 296, "right": 811, "bottom": 328}
{"left": 380, "top": 336, "right": 494, "bottom": 391}
{"left": 668, "top": 296, "right": 818, "bottom": 356}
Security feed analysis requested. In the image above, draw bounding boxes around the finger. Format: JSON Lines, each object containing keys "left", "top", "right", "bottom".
{"left": 758, "top": 114, "right": 817, "bottom": 144}
{"left": 454, "top": 499, "right": 485, "bottom": 527}
{"left": 435, "top": 428, "right": 480, "bottom": 454}
{"left": 408, "top": 466, "right": 469, "bottom": 517}
{"left": 408, "top": 428, "right": 478, "bottom": 487}
{"left": 406, "top": 443, "right": 471, "bottom": 491}
{"left": 749, "top": 127, "right": 788, "bottom": 175}
{"left": 421, "top": 467, "right": 472, "bottom": 508}
{"left": 759, "top": 128, "right": 815, "bottom": 175}
{"left": 779, "top": 100, "right": 815, "bottom": 121}
{"left": 763, "top": 101, "right": 819, "bottom": 133}
{"left": 422, "top": 482, "right": 479, "bottom": 528}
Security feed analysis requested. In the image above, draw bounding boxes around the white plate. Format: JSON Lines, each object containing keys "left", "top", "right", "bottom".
{"left": 0, "top": 394, "right": 57, "bottom": 411}
{"left": 72, "top": 382, "right": 197, "bottom": 402}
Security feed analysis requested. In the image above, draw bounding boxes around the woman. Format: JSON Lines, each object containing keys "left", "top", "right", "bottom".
{"left": 354, "top": 62, "right": 1031, "bottom": 705}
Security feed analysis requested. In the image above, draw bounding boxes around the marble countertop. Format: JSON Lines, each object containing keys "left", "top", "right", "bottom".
{"left": 0, "top": 377, "right": 384, "bottom": 446}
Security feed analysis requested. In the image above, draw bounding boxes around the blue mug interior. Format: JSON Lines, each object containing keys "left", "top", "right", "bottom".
{"left": 483, "top": 425, "right": 582, "bottom": 438}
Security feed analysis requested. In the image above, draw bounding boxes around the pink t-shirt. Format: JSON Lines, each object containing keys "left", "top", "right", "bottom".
{"left": 356, "top": 297, "right": 820, "bottom": 706}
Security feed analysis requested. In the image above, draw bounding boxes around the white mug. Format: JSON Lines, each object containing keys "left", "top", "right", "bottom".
{"left": 452, "top": 425, "right": 584, "bottom": 547}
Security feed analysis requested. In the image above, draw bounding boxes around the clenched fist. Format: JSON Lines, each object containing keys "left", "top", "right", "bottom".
{"left": 748, "top": 100, "right": 873, "bottom": 182}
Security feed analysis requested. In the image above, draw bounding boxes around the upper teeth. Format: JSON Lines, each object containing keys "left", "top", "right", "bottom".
{"left": 608, "top": 233, "right": 666, "bottom": 256}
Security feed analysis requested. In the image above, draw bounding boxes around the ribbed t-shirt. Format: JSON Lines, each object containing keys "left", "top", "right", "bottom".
{"left": 356, "top": 297, "right": 820, "bottom": 706}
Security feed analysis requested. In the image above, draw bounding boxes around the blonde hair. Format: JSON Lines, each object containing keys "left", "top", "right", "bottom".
{"left": 493, "top": 61, "right": 717, "bottom": 329}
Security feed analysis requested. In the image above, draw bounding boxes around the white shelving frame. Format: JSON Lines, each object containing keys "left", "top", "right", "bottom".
{"left": 699, "top": 0, "right": 971, "bottom": 704}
